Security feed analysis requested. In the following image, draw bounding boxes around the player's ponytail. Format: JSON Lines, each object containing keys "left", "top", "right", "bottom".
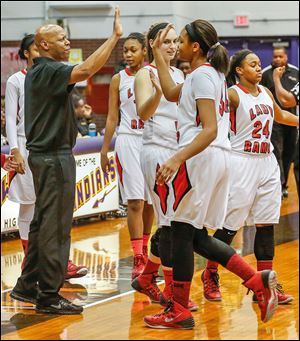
{"left": 185, "top": 20, "right": 229, "bottom": 75}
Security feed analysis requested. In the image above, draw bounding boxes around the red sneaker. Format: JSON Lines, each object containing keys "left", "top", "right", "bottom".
{"left": 144, "top": 299, "right": 195, "bottom": 329}
{"left": 65, "top": 260, "right": 88, "bottom": 280}
{"left": 131, "top": 254, "right": 145, "bottom": 280}
{"left": 131, "top": 273, "right": 161, "bottom": 303}
{"left": 253, "top": 283, "right": 293, "bottom": 305}
{"left": 201, "top": 269, "right": 222, "bottom": 301}
{"left": 244, "top": 270, "right": 278, "bottom": 323}
{"left": 160, "top": 290, "right": 198, "bottom": 311}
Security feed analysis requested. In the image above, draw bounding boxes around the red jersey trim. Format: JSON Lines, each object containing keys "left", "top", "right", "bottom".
{"left": 236, "top": 83, "right": 261, "bottom": 94}
{"left": 124, "top": 67, "right": 134, "bottom": 76}
{"left": 21, "top": 69, "right": 27, "bottom": 76}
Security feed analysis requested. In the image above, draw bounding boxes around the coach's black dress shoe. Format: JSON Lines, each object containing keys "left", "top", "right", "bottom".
{"left": 36, "top": 295, "right": 83, "bottom": 315}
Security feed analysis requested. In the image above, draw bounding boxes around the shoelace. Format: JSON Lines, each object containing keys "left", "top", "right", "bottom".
{"left": 164, "top": 299, "right": 174, "bottom": 314}
{"left": 276, "top": 283, "right": 285, "bottom": 294}
{"left": 208, "top": 271, "right": 220, "bottom": 292}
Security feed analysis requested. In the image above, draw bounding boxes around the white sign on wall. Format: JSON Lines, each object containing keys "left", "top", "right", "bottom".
{"left": 1, "top": 151, "right": 119, "bottom": 233}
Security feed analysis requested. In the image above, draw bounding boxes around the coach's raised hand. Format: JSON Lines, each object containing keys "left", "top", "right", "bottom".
{"left": 69, "top": 7, "right": 123, "bottom": 84}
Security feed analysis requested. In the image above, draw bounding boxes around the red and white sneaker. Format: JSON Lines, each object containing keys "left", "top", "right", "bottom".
{"left": 65, "top": 260, "right": 88, "bottom": 280}
{"left": 160, "top": 291, "right": 199, "bottom": 311}
{"left": 144, "top": 299, "right": 195, "bottom": 329}
{"left": 253, "top": 283, "right": 293, "bottom": 305}
{"left": 201, "top": 269, "right": 222, "bottom": 301}
{"left": 131, "top": 273, "right": 161, "bottom": 303}
{"left": 131, "top": 254, "right": 145, "bottom": 280}
{"left": 244, "top": 270, "right": 278, "bottom": 323}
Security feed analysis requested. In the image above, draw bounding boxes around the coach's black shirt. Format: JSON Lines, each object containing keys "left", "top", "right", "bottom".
{"left": 261, "top": 63, "right": 299, "bottom": 116}
{"left": 25, "top": 57, "right": 78, "bottom": 152}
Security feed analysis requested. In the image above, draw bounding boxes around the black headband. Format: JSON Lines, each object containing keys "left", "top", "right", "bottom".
{"left": 185, "top": 23, "right": 209, "bottom": 54}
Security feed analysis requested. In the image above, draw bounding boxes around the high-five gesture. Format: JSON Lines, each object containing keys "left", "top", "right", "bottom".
{"left": 152, "top": 23, "right": 175, "bottom": 51}
{"left": 113, "top": 7, "right": 123, "bottom": 38}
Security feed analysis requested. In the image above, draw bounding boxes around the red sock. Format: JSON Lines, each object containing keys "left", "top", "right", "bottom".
{"left": 143, "top": 233, "right": 151, "bottom": 253}
{"left": 226, "top": 253, "right": 256, "bottom": 282}
{"left": 131, "top": 238, "right": 143, "bottom": 256}
{"left": 173, "top": 280, "right": 191, "bottom": 309}
{"left": 257, "top": 260, "right": 273, "bottom": 271}
{"left": 142, "top": 259, "right": 160, "bottom": 275}
{"left": 206, "top": 260, "right": 219, "bottom": 271}
{"left": 162, "top": 269, "right": 173, "bottom": 298}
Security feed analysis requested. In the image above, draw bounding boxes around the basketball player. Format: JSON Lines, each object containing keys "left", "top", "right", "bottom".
{"left": 131, "top": 22, "right": 198, "bottom": 311}
{"left": 101, "top": 32, "right": 154, "bottom": 279}
{"left": 5, "top": 35, "right": 88, "bottom": 279}
{"left": 144, "top": 22, "right": 278, "bottom": 329}
{"left": 202, "top": 50, "right": 298, "bottom": 304}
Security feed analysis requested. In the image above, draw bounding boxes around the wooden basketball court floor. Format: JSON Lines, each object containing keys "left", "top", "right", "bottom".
{"left": 1, "top": 174, "right": 299, "bottom": 340}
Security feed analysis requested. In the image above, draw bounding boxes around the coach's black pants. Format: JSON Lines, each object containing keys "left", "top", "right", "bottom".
{"left": 15, "top": 151, "right": 76, "bottom": 304}
{"left": 271, "top": 123, "right": 298, "bottom": 188}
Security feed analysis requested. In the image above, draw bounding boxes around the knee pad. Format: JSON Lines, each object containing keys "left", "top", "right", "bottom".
{"left": 254, "top": 226, "right": 274, "bottom": 261}
{"left": 159, "top": 226, "right": 173, "bottom": 267}
{"left": 150, "top": 228, "right": 161, "bottom": 258}
{"left": 213, "top": 227, "right": 237, "bottom": 246}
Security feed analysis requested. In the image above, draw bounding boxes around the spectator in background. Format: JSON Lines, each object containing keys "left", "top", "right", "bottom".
{"left": 72, "top": 94, "right": 93, "bottom": 137}
{"left": 273, "top": 67, "right": 299, "bottom": 196}
{"left": 176, "top": 59, "right": 191, "bottom": 78}
{"left": 261, "top": 47, "right": 299, "bottom": 198}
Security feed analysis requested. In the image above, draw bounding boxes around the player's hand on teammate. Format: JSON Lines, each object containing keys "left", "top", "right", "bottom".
{"left": 100, "top": 152, "right": 110, "bottom": 173}
{"left": 273, "top": 66, "right": 285, "bottom": 80}
{"left": 113, "top": 7, "right": 123, "bottom": 38}
{"left": 156, "top": 155, "right": 181, "bottom": 185}
{"left": 11, "top": 148, "right": 25, "bottom": 174}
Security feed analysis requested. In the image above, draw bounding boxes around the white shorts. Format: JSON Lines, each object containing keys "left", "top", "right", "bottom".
{"left": 9, "top": 136, "right": 36, "bottom": 204}
{"left": 140, "top": 145, "right": 177, "bottom": 227}
{"left": 224, "top": 152, "right": 281, "bottom": 231}
{"left": 115, "top": 134, "right": 151, "bottom": 205}
{"left": 172, "top": 146, "right": 231, "bottom": 230}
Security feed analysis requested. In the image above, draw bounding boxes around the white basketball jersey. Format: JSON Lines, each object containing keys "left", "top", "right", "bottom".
{"left": 5, "top": 69, "right": 27, "bottom": 148}
{"left": 142, "top": 65, "right": 184, "bottom": 150}
{"left": 229, "top": 84, "right": 274, "bottom": 156}
{"left": 118, "top": 68, "right": 144, "bottom": 136}
{"left": 178, "top": 63, "right": 231, "bottom": 150}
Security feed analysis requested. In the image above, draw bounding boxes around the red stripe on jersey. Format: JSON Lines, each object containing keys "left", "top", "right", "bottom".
{"left": 9, "top": 170, "right": 17, "bottom": 185}
{"left": 196, "top": 106, "right": 201, "bottom": 126}
{"left": 230, "top": 109, "right": 237, "bottom": 134}
{"left": 148, "top": 64, "right": 157, "bottom": 69}
{"left": 115, "top": 153, "right": 123, "bottom": 186}
{"left": 125, "top": 68, "right": 134, "bottom": 76}
{"left": 172, "top": 162, "right": 192, "bottom": 212}
{"left": 21, "top": 69, "right": 27, "bottom": 75}
{"left": 154, "top": 164, "right": 169, "bottom": 215}
{"left": 236, "top": 83, "right": 261, "bottom": 94}
{"left": 1, "top": 153, "right": 6, "bottom": 167}
{"left": 236, "top": 83, "right": 249, "bottom": 94}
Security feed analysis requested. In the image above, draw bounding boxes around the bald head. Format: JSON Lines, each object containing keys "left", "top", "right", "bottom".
{"left": 34, "top": 24, "right": 70, "bottom": 61}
